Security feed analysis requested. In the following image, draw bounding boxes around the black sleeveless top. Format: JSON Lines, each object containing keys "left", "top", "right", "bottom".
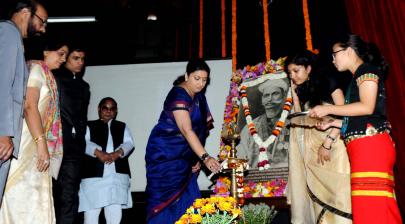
{"left": 342, "top": 63, "right": 390, "bottom": 139}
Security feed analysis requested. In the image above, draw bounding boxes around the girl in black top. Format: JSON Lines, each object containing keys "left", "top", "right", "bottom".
{"left": 309, "top": 34, "right": 402, "bottom": 224}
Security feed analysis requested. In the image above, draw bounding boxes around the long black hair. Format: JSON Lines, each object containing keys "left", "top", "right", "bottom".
{"left": 334, "top": 34, "right": 389, "bottom": 79}
{"left": 285, "top": 50, "right": 322, "bottom": 108}
{"left": 172, "top": 58, "right": 211, "bottom": 87}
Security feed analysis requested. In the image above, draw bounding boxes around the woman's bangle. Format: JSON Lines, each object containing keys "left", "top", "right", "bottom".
{"left": 33, "top": 134, "right": 46, "bottom": 144}
{"left": 321, "top": 143, "right": 332, "bottom": 151}
{"left": 200, "top": 152, "right": 210, "bottom": 161}
{"left": 326, "top": 134, "right": 337, "bottom": 143}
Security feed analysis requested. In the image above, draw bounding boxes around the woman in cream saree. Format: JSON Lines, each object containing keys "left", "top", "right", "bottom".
{"left": 0, "top": 42, "right": 68, "bottom": 224}
{"left": 286, "top": 51, "right": 352, "bottom": 224}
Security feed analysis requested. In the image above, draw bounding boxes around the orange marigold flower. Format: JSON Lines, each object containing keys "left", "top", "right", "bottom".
{"left": 276, "top": 121, "right": 284, "bottom": 127}
{"left": 190, "top": 214, "right": 202, "bottom": 223}
{"left": 200, "top": 203, "right": 216, "bottom": 215}
{"left": 231, "top": 208, "right": 241, "bottom": 218}
{"left": 193, "top": 199, "right": 205, "bottom": 209}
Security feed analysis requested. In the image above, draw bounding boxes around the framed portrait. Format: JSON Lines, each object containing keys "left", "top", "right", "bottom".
{"left": 236, "top": 73, "right": 290, "bottom": 184}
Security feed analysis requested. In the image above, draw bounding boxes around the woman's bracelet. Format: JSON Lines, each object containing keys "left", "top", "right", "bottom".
{"left": 33, "top": 134, "right": 46, "bottom": 144}
{"left": 326, "top": 134, "right": 337, "bottom": 143}
{"left": 200, "top": 152, "right": 210, "bottom": 161}
{"left": 321, "top": 143, "right": 332, "bottom": 151}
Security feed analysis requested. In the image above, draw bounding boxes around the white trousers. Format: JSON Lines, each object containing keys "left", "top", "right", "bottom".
{"left": 84, "top": 204, "right": 122, "bottom": 224}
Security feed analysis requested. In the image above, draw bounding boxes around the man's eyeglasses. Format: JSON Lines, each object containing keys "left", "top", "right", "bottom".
{"left": 101, "top": 106, "right": 117, "bottom": 112}
{"left": 332, "top": 48, "right": 346, "bottom": 60}
{"left": 34, "top": 13, "right": 47, "bottom": 27}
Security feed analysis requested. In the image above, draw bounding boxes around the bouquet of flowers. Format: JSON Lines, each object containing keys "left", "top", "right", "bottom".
{"left": 175, "top": 196, "right": 241, "bottom": 224}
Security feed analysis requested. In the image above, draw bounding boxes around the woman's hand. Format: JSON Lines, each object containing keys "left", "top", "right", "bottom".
{"left": 317, "top": 142, "right": 331, "bottom": 165}
{"left": 203, "top": 157, "right": 221, "bottom": 174}
{"left": 36, "top": 140, "right": 50, "bottom": 172}
{"left": 192, "top": 161, "right": 201, "bottom": 173}
{"left": 315, "top": 118, "right": 335, "bottom": 131}
{"left": 290, "top": 80, "right": 297, "bottom": 92}
{"left": 315, "top": 118, "right": 342, "bottom": 131}
{"left": 309, "top": 105, "right": 330, "bottom": 118}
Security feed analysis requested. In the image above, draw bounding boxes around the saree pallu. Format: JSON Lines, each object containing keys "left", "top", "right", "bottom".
{"left": 347, "top": 133, "right": 402, "bottom": 224}
{"left": 288, "top": 116, "right": 352, "bottom": 224}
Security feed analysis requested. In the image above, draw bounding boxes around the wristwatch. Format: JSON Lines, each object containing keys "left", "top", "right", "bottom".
{"left": 200, "top": 152, "right": 210, "bottom": 161}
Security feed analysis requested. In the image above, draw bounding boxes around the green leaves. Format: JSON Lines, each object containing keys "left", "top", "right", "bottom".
{"left": 239, "top": 203, "right": 278, "bottom": 224}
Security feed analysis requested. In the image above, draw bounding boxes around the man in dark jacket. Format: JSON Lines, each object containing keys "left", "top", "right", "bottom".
{"left": 53, "top": 47, "right": 90, "bottom": 224}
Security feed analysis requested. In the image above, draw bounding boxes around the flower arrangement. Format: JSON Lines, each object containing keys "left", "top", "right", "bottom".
{"left": 213, "top": 177, "right": 287, "bottom": 198}
{"left": 243, "top": 179, "right": 287, "bottom": 198}
{"left": 213, "top": 176, "right": 231, "bottom": 197}
{"left": 238, "top": 203, "right": 278, "bottom": 224}
{"left": 175, "top": 196, "right": 241, "bottom": 224}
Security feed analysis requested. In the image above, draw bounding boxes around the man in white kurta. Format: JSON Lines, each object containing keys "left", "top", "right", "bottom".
{"left": 78, "top": 97, "right": 134, "bottom": 224}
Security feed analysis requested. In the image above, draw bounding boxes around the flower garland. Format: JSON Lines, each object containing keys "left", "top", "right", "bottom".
{"left": 199, "top": 0, "right": 204, "bottom": 58}
{"left": 219, "top": 58, "right": 287, "bottom": 162}
{"left": 302, "top": 0, "right": 319, "bottom": 54}
{"left": 231, "top": 0, "right": 237, "bottom": 71}
{"left": 262, "top": 0, "right": 271, "bottom": 61}
{"left": 221, "top": 0, "right": 226, "bottom": 58}
{"left": 239, "top": 74, "right": 292, "bottom": 170}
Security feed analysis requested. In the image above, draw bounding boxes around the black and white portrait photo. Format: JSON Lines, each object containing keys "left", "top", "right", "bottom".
{"left": 236, "top": 75, "right": 290, "bottom": 169}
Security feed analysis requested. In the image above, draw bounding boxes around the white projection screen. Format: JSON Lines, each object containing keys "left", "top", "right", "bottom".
{"left": 84, "top": 59, "right": 231, "bottom": 191}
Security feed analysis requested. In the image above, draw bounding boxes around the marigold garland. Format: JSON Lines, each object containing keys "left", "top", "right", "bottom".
{"left": 302, "top": 0, "right": 318, "bottom": 53}
{"left": 219, "top": 58, "right": 288, "bottom": 166}
{"left": 232, "top": 0, "right": 237, "bottom": 71}
{"left": 262, "top": 0, "right": 271, "bottom": 61}
{"left": 239, "top": 74, "right": 292, "bottom": 170}
{"left": 221, "top": 0, "right": 226, "bottom": 58}
{"left": 199, "top": 0, "right": 204, "bottom": 58}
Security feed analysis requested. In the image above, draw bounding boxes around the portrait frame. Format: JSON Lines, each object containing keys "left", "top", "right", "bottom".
{"left": 218, "top": 59, "right": 291, "bottom": 198}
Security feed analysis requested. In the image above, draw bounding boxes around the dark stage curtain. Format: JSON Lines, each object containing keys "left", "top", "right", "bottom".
{"left": 344, "top": 0, "right": 405, "bottom": 215}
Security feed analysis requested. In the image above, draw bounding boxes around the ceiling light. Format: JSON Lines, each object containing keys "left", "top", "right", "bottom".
{"left": 147, "top": 14, "right": 157, "bottom": 21}
{"left": 47, "top": 16, "right": 96, "bottom": 23}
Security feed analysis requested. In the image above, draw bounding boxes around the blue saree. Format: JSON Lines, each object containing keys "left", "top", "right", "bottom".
{"left": 145, "top": 86, "right": 213, "bottom": 223}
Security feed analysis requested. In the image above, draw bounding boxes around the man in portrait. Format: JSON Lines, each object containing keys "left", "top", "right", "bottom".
{"left": 237, "top": 78, "right": 290, "bottom": 169}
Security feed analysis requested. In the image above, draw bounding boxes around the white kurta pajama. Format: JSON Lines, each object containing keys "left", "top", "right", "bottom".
{"left": 78, "top": 120, "right": 134, "bottom": 223}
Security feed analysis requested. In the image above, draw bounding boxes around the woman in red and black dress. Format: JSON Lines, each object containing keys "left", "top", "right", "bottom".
{"left": 309, "top": 34, "right": 402, "bottom": 224}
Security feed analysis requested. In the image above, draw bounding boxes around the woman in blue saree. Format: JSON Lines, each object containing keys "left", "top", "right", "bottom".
{"left": 145, "top": 59, "right": 221, "bottom": 224}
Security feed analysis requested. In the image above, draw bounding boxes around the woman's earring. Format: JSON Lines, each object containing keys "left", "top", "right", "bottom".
{"left": 185, "top": 74, "right": 188, "bottom": 81}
